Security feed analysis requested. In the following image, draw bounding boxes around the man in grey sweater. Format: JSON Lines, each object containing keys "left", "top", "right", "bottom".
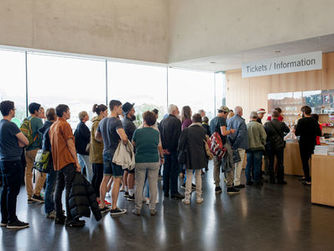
{"left": 246, "top": 112, "right": 267, "bottom": 186}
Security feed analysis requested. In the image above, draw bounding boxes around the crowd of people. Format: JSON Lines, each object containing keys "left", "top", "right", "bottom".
{"left": 0, "top": 99, "right": 322, "bottom": 229}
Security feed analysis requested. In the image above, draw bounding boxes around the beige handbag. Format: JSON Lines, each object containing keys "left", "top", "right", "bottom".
{"left": 204, "top": 139, "right": 213, "bottom": 160}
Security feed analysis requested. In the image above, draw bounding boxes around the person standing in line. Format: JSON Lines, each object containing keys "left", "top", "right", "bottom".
{"left": 202, "top": 116, "right": 211, "bottom": 136}
{"left": 210, "top": 106, "right": 239, "bottom": 194}
{"left": 39, "top": 107, "right": 46, "bottom": 122}
{"left": 181, "top": 106, "right": 192, "bottom": 130}
{"left": 256, "top": 108, "right": 266, "bottom": 124}
{"left": 295, "top": 106, "right": 322, "bottom": 185}
{"left": 132, "top": 111, "right": 164, "bottom": 216}
{"left": 267, "top": 107, "right": 284, "bottom": 122}
{"left": 50, "top": 104, "right": 85, "bottom": 227}
{"left": 198, "top": 109, "right": 206, "bottom": 119}
{"left": 121, "top": 102, "right": 137, "bottom": 201}
{"left": 90, "top": 104, "right": 110, "bottom": 207}
{"left": 152, "top": 108, "right": 162, "bottom": 178}
{"left": 159, "top": 104, "right": 184, "bottom": 200}
{"left": 227, "top": 106, "right": 249, "bottom": 189}
{"left": 75, "top": 111, "right": 92, "bottom": 182}
{"left": 264, "top": 110, "right": 290, "bottom": 184}
{"left": 24, "top": 102, "right": 46, "bottom": 204}
{"left": 179, "top": 114, "right": 207, "bottom": 205}
{"left": 202, "top": 116, "right": 211, "bottom": 173}
{"left": 245, "top": 112, "right": 267, "bottom": 186}
{"left": 0, "top": 100, "right": 29, "bottom": 229}
{"left": 39, "top": 108, "right": 57, "bottom": 219}
{"left": 257, "top": 108, "right": 269, "bottom": 178}
{"left": 96, "top": 100, "right": 128, "bottom": 216}
{"left": 227, "top": 110, "right": 235, "bottom": 120}
{"left": 311, "top": 113, "right": 322, "bottom": 146}
{"left": 180, "top": 106, "right": 195, "bottom": 189}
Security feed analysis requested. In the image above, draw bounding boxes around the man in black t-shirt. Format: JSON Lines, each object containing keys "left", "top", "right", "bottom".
{"left": 96, "top": 100, "right": 128, "bottom": 216}
{"left": 295, "top": 106, "right": 321, "bottom": 185}
{"left": 0, "top": 100, "right": 29, "bottom": 229}
{"left": 209, "top": 106, "right": 238, "bottom": 194}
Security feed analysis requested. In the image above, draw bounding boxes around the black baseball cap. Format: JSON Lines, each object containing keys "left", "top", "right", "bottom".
{"left": 122, "top": 102, "right": 135, "bottom": 114}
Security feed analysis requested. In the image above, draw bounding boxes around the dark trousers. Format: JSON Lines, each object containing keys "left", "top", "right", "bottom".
{"left": 44, "top": 168, "right": 57, "bottom": 214}
{"left": 92, "top": 163, "right": 103, "bottom": 197}
{"left": 55, "top": 164, "right": 76, "bottom": 220}
{"left": 163, "top": 152, "right": 179, "bottom": 195}
{"left": 246, "top": 150, "right": 263, "bottom": 183}
{"left": 268, "top": 148, "right": 284, "bottom": 182}
{"left": 0, "top": 160, "right": 23, "bottom": 223}
{"left": 299, "top": 145, "right": 313, "bottom": 182}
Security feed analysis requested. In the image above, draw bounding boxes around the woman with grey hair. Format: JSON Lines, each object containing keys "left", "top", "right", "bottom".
{"left": 74, "top": 111, "right": 92, "bottom": 181}
{"left": 246, "top": 111, "right": 267, "bottom": 186}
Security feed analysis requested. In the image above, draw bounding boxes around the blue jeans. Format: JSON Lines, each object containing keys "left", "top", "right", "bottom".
{"left": 44, "top": 168, "right": 57, "bottom": 214}
{"left": 246, "top": 150, "right": 263, "bottom": 183}
{"left": 163, "top": 152, "right": 179, "bottom": 195}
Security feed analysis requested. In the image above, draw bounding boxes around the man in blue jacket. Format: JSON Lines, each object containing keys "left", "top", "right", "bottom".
{"left": 227, "top": 106, "right": 249, "bottom": 189}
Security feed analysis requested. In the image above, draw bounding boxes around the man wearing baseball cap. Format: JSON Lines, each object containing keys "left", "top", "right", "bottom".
{"left": 209, "top": 106, "right": 239, "bottom": 195}
{"left": 257, "top": 108, "right": 266, "bottom": 124}
{"left": 121, "top": 102, "right": 136, "bottom": 201}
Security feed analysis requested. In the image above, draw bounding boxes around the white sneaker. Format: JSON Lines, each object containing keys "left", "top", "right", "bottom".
{"left": 106, "top": 192, "right": 111, "bottom": 198}
{"left": 196, "top": 198, "right": 204, "bottom": 204}
{"left": 182, "top": 199, "right": 190, "bottom": 205}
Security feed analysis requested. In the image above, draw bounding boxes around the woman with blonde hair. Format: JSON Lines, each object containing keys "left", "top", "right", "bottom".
{"left": 74, "top": 111, "right": 92, "bottom": 181}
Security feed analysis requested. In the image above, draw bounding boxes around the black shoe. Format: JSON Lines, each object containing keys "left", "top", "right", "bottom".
{"left": 55, "top": 215, "right": 66, "bottom": 225}
{"left": 302, "top": 180, "right": 311, "bottom": 186}
{"left": 66, "top": 219, "right": 85, "bottom": 228}
{"left": 215, "top": 186, "right": 222, "bottom": 194}
{"left": 171, "top": 193, "right": 184, "bottom": 200}
{"left": 234, "top": 184, "right": 245, "bottom": 189}
{"left": 298, "top": 177, "right": 306, "bottom": 181}
{"left": 31, "top": 194, "right": 44, "bottom": 203}
{"left": 277, "top": 180, "right": 287, "bottom": 185}
{"left": 27, "top": 198, "right": 35, "bottom": 204}
{"left": 227, "top": 187, "right": 240, "bottom": 194}
{"left": 164, "top": 193, "right": 169, "bottom": 198}
{"left": 127, "top": 194, "right": 135, "bottom": 201}
{"left": 246, "top": 181, "right": 253, "bottom": 186}
{"left": 269, "top": 179, "right": 276, "bottom": 184}
{"left": 124, "top": 191, "right": 129, "bottom": 198}
{"left": 180, "top": 183, "right": 186, "bottom": 189}
{"left": 6, "top": 220, "right": 29, "bottom": 229}
{"left": 254, "top": 181, "right": 263, "bottom": 187}
{"left": 110, "top": 208, "right": 127, "bottom": 217}
{"left": 0, "top": 221, "right": 7, "bottom": 227}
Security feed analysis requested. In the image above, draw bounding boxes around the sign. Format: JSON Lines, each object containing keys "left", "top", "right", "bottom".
{"left": 242, "top": 51, "right": 322, "bottom": 78}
